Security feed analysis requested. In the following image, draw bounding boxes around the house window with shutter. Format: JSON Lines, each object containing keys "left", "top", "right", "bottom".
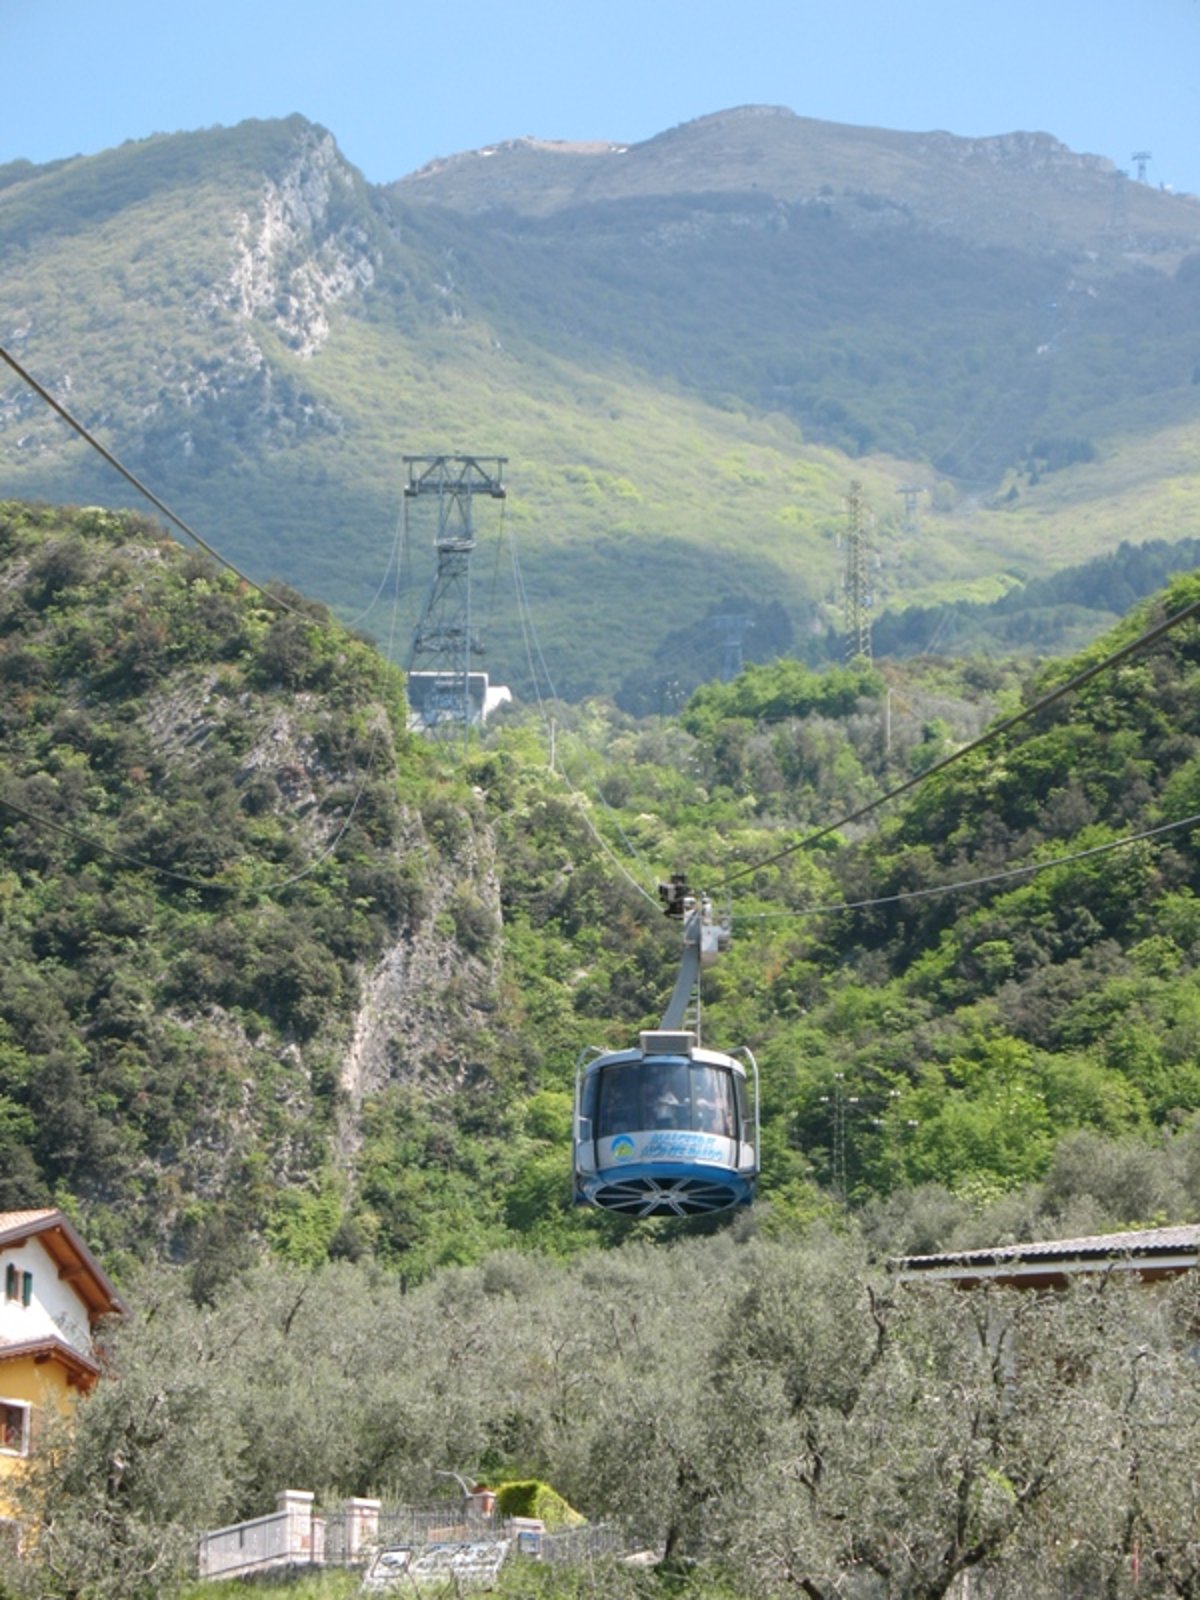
{"left": 0, "top": 1401, "right": 29, "bottom": 1456}
{"left": 20, "top": 1272, "right": 31, "bottom": 1308}
{"left": 3, "top": 1265, "right": 16, "bottom": 1302}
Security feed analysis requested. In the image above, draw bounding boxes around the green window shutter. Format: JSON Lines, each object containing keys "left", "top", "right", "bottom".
{"left": 21, "top": 1271, "right": 32, "bottom": 1307}
{"left": 3, "top": 1264, "right": 16, "bottom": 1301}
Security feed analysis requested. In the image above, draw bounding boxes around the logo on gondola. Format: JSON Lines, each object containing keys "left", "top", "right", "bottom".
{"left": 611, "top": 1136, "right": 637, "bottom": 1161}
{"left": 643, "top": 1132, "right": 723, "bottom": 1161}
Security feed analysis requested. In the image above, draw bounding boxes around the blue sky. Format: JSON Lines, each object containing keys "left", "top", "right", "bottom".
{"left": 3, "top": 0, "right": 1199, "bottom": 194}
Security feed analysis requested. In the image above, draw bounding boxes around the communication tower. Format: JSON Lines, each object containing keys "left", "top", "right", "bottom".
{"left": 842, "top": 479, "right": 873, "bottom": 662}
{"left": 404, "top": 454, "right": 507, "bottom": 743}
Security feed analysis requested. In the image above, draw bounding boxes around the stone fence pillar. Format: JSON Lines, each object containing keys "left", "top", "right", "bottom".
{"left": 276, "top": 1490, "right": 316, "bottom": 1564}
{"left": 343, "top": 1496, "right": 381, "bottom": 1561}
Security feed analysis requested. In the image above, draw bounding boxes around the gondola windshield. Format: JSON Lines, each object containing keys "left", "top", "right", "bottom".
{"left": 590, "top": 1059, "right": 740, "bottom": 1140}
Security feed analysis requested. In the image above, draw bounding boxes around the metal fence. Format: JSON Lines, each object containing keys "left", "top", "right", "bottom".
{"left": 538, "top": 1523, "right": 626, "bottom": 1565}
{"left": 323, "top": 1501, "right": 501, "bottom": 1568}
{"left": 199, "top": 1492, "right": 632, "bottom": 1583}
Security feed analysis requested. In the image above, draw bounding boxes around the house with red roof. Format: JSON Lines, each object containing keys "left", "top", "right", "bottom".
{"left": 0, "top": 1209, "right": 124, "bottom": 1512}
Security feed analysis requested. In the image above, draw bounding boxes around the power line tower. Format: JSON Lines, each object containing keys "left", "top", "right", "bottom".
{"left": 404, "top": 454, "right": 507, "bottom": 744}
{"left": 842, "top": 479, "right": 873, "bottom": 661}
{"left": 1131, "top": 149, "right": 1152, "bottom": 184}
{"left": 896, "top": 485, "right": 922, "bottom": 532}
{"left": 713, "top": 613, "right": 753, "bottom": 680}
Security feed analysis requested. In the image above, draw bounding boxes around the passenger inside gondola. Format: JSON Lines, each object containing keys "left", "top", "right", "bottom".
{"left": 592, "top": 1059, "right": 739, "bottom": 1140}
{"left": 651, "top": 1063, "right": 690, "bottom": 1128}
{"left": 693, "top": 1066, "right": 734, "bottom": 1137}
{"left": 596, "top": 1064, "right": 639, "bottom": 1138}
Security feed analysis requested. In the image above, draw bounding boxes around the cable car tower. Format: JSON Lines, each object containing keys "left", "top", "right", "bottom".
{"left": 404, "top": 454, "right": 507, "bottom": 744}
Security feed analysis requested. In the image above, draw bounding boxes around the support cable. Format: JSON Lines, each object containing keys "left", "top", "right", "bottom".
{"left": 717, "top": 590, "right": 1200, "bottom": 891}
{"left": 506, "top": 525, "right": 659, "bottom": 910}
{"left": 0, "top": 351, "right": 415, "bottom": 893}
{"left": 734, "top": 811, "right": 1200, "bottom": 923}
{"left": 507, "top": 523, "right": 656, "bottom": 879}
{"left": 341, "top": 503, "right": 404, "bottom": 631}
{"left": 0, "top": 344, "right": 296, "bottom": 613}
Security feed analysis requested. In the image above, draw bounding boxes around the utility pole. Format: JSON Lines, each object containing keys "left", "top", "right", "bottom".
{"left": 820, "top": 1073, "right": 860, "bottom": 1204}
{"left": 842, "top": 479, "right": 873, "bottom": 662}
{"left": 1131, "top": 149, "right": 1152, "bottom": 184}
{"left": 404, "top": 454, "right": 506, "bottom": 748}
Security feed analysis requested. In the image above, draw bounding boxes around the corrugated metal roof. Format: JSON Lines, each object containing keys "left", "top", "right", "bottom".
{"left": 897, "top": 1224, "right": 1200, "bottom": 1273}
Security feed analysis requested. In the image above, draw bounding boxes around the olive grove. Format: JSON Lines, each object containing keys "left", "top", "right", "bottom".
{"left": 7, "top": 1230, "right": 1200, "bottom": 1600}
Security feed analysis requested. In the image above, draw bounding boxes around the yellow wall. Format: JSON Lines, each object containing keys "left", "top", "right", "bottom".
{"left": 0, "top": 1356, "right": 75, "bottom": 1516}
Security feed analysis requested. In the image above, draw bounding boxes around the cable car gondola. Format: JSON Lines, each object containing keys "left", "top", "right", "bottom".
{"left": 572, "top": 886, "right": 760, "bottom": 1218}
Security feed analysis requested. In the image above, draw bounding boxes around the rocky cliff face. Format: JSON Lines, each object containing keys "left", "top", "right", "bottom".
{"left": 0, "top": 119, "right": 382, "bottom": 472}
{"left": 224, "top": 127, "right": 380, "bottom": 358}
{"left": 339, "top": 803, "right": 502, "bottom": 1140}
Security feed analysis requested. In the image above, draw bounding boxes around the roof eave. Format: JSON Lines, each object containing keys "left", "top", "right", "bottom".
{"left": 896, "top": 1250, "right": 1200, "bottom": 1285}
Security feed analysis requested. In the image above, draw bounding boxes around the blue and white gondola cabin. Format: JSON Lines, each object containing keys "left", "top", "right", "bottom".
{"left": 573, "top": 1029, "right": 760, "bottom": 1217}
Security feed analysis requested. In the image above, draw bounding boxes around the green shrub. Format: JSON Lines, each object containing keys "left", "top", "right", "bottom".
{"left": 494, "top": 1480, "right": 585, "bottom": 1532}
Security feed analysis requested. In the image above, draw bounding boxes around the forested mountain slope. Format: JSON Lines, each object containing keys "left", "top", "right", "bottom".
{"left": 2, "top": 110, "right": 1200, "bottom": 699}
{"left": 0, "top": 501, "right": 514, "bottom": 1276}
{"left": 3, "top": 500, "right": 1199, "bottom": 1280}
{"left": 663, "top": 574, "right": 1200, "bottom": 1235}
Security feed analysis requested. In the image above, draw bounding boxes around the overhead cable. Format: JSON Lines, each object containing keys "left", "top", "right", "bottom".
{"left": 0, "top": 343, "right": 295, "bottom": 613}
{"left": 735, "top": 811, "right": 1200, "bottom": 924}
{"left": 506, "top": 524, "right": 659, "bottom": 910}
{"left": 717, "top": 588, "right": 1200, "bottom": 890}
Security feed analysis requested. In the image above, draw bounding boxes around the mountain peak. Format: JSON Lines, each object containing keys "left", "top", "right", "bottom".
{"left": 388, "top": 102, "right": 1200, "bottom": 258}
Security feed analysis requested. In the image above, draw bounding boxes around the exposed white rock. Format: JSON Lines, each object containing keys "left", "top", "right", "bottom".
{"left": 340, "top": 817, "right": 503, "bottom": 1127}
{"left": 225, "top": 129, "right": 378, "bottom": 358}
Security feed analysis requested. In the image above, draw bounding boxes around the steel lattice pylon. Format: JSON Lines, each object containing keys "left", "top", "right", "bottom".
{"left": 403, "top": 454, "right": 506, "bottom": 743}
{"left": 842, "top": 479, "right": 873, "bottom": 662}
